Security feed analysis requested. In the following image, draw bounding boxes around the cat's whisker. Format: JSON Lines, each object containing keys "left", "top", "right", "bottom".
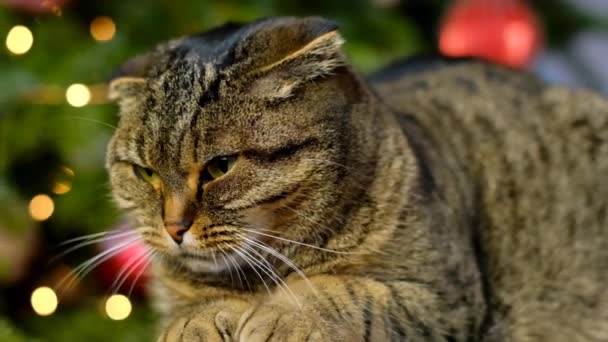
{"left": 240, "top": 227, "right": 358, "bottom": 255}
{"left": 110, "top": 246, "right": 147, "bottom": 293}
{"left": 249, "top": 235, "right": 361, "bottom": 330}
{"left": 127, "top": 251, "right": 155, "bottom": 298}
{"left": 211, "top": 251, "right": 218, "bottom": 271}
{"left": 59, "top": 231, "right": 114, "bottom": 246}
{"left": 73, "top": 239, "right": 140, "bottom": 280}
{"left": 251, "top": 227, "right": 289, "bottom": 236}
{"left": 301, "top": 157, "right": 352, "bottom": 170}
{"left": 112, "top": 247, "right": 153, "bottom": 294}
{"left": 282, "top": 204, "right": 344, "bottom": 233}
{"left": 221, "top": 243, "right": 250, "bottom": 291}
{"left": 240, "top": 243, "right": 302, "bottom": 309}
{"left": 56, "top": 237, "right": 141, "bottom": 294}
{"left": 61, "top": 115, "right": 117, "bottom": 130}
{"left": 243, "top": 235, "right": 318, "bottom": 298}
{"left": 51, "top": 230, "right": 140, "bottom": 264}
{"left": 216, "top": 245, "right": 235, "bottom": 288}
{"left": 232, "top": 247, "right": 272, "bottom": 297}
{"left": 279, "top": 204, "right": 387, "bottom": 256}
{"left": 57, "top": 229, "right": 138, "bottom": 248}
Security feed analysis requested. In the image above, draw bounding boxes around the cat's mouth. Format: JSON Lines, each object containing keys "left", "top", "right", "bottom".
{"left": 149, "top": 223, "right": 276, "bottom": 273}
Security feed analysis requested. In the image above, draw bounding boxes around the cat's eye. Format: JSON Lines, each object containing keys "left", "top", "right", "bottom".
{"left": 202, "top": 155, "right": 237, "bottom": 183}
{"left": 133, "top": 165, "right": 162, "bottom": 189}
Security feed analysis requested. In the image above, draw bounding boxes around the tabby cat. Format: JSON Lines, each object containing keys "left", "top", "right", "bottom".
{"left": 106, "top": 17, "right": 608, "bottom": 341}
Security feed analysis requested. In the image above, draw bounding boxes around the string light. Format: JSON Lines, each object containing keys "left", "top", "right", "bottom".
{"left": 31, "top": 287, "right": 58, "bottom": 316}
{"left": 90, "top": 16, "right": 116, "bottom": 42}
{"left": 105, "top": 294, "right": 132, "bottom": 320}
{"left": 29, "top": 194, "right": 54, "bottom": 221}
{"left": 66, "top": 84, "right": 91, "bottom": 107}
{"left": 5, "top": 25, "right": 33, "bottom": 55}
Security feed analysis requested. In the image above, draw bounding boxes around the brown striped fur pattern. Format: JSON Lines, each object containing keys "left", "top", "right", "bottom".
{"left": 106, "top": 17, "right": 608, "bottom": 341}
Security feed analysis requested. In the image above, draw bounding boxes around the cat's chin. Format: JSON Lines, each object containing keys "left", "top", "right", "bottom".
{"left": 178, "top": 254, "right": 231, "bottom": 274}
{"left": 180, "top": 258, "right": 229, "bottom": 273}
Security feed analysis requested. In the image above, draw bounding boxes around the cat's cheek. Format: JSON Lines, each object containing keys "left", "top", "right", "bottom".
{"left": 243, "top": 207, "right": 273, "bottom": 232}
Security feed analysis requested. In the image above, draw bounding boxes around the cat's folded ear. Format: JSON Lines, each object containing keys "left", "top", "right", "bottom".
{"left": 108, "top": 53, "right": 151, "bottom": 108}
{"left": 235, "top": 17, "right": 346, "bottom": 100}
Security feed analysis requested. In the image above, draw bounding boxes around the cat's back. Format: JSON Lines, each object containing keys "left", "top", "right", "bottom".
{"left": 371, "top": 58, "right": 608, "bottom": 340}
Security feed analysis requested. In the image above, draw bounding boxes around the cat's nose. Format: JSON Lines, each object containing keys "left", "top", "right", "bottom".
{"left": 165, "top": 221, "right": 191, "bottom": 244}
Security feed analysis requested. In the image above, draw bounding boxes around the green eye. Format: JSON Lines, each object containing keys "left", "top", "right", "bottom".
{"left": 133, "top": 165, "right": 162, "bottom": 189}
{"left": 203, "top": 155, "right": 237, "bottom": 182}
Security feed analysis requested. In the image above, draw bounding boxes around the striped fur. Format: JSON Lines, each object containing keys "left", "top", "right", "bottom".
{"left": 106, "top": 17, "right": 608, "bottom": 341}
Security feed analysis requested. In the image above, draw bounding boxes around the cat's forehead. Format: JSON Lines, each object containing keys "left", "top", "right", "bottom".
{"left": 147, "top": 20, "right": 257, "bottom": 79}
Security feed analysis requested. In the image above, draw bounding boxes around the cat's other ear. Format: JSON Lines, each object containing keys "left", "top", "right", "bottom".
{"left": 235, "top": 17, "right": 346, "bottom": 100}
{"left": 108, "top": 53, "right": 152, "bottom": 107}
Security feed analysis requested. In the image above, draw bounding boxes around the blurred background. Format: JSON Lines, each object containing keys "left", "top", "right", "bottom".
{"left": 0, "top": 0, "right": 607, "bottom": 340}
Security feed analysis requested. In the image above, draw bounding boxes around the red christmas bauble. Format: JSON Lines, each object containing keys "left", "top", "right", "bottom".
{"left": 439, "top": 0, "right": 543, "bottom": 68}
{"left": 96, "top": 227, "right": 151, "bottom": 296}
{"left": 3, "top": 0, "right": 67, "bottom": 13}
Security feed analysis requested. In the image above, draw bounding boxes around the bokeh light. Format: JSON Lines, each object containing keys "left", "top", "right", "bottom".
{"left": 52, "top": 181, "right": 72, "bottom": 195}
{"left": 62, "top": 166, "right": 75, "bottom": 177}
{"left": 66, "top": 84, "right": 91, "bottom": 107}
{"left": 90, "top": 17, "right": 116, "bottom": 42}
{"left": 5, "top": 25, "right": 33, "bottom": 55}
{"left": 105, "top": 294, "right": 132, "bottom": 320}
{"left": 31, "top": 287, "right": 58, "bottom": 316}
{"left": 29, "top": 194, "right": 54, "bottom": 221}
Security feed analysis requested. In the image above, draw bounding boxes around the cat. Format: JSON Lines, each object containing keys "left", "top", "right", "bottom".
{"left": 106, "top": 16, "right": 608, "bottom": 341}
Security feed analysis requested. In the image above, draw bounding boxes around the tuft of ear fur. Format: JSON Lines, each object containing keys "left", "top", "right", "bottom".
{"left": 235, "top": 17, "right": 346, "bottom": 100}
{"left": 108, "top": 53, "right": 153, "bottom": 111}
{"left": 108, "top": 77, "right": 145, "bottom": 101}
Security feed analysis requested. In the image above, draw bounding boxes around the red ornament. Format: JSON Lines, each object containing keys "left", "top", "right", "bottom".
{"left": 439, "top": 0, "right": 543, "bottom": 68}
{"left": 96, "top": 226, "right": 151, "bottom": 296}
{"left": 3, "top": 0, "right": 67, "bottom": 13}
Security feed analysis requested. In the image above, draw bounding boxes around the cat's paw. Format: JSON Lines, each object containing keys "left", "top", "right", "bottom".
{"left": 236, "top": 304, "right": 327, "bottom": 342}
{"left": 160, "top": 312, "right": 225, "bottom": 342}
{"left": 159, "top": 299, "right": 249, "bottom": 342}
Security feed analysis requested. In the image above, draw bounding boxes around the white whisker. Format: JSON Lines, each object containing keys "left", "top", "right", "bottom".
{"left": 240, "top": 227, "right": 357, "bottom": 255}
{"left": 57, "top": 237, "right": 141, "bottom": 294}
{"left": 221, "top": 244, "right": 250, "bottom": 290}
{"left": 301, "top": 157, "right": 352, "bottom": 170}
{"left": 112, "top": 248, "right": 153, "bottom": 294}
{"left": 216, "top": 246, "right": 235, "bottom": 288}
{"left": 240, "top": 243, "right": 302, "bottom": 309}
{"left": 127, "top": 251, "right": 155, "bottom": 298}
{"left": 51, "top": 230, "right": 139, "bottom": 263}
{"left": 211, "top": 251, "right": 218, "bottom": 270}
{"left": 244, "top": 236, "right": 318, "bottom": 298}
{"left": 252, "top": 228, "right": 289, "bottom": 236}
{"left": 232, "top": 248, "right": 271, "bottom": 297}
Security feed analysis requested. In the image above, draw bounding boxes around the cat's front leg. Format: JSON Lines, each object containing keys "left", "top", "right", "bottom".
{"left": 235, "top": 302, "right": 330, "bottom": 342}
{"left": 235, "top": 275, "right": 367, "bottom": 341}
{"left": 236, "top": 274, "right": 469, "bottom": 342}
{"left": 158, "top": 297, "right": 252, "bottom": 342}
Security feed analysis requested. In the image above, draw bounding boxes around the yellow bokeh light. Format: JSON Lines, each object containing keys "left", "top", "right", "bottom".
{"left": 66, "top": 84, "right": 91, "bottom": 107}
{"left": 62, "top": 166, "right": 75, "bottom": 177}
{"left": 6, "top": 25, "right": 33, "bottom": 55}
{"left": 53, "top": 181, "right": 71, "bottom": 195}
{"left": 31, "top": 286, "right": 58, "bottom": 316}
{"left": 105, "top": 294, "right": 132, "bottom": 320}
{"left": 29, "top": 194, "right": 54, "bottom": 221}
{"left": 90, "top": 16, "right": 116, "bottom": 42}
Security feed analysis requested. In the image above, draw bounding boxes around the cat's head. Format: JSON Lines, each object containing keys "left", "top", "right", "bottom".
{"left": 106, "top": 17, "right": 372, "bottom": 273}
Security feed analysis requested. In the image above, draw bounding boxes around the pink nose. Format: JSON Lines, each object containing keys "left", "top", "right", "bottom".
{"left": 165, "top": 222, "right": 190, "bottom": 244}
